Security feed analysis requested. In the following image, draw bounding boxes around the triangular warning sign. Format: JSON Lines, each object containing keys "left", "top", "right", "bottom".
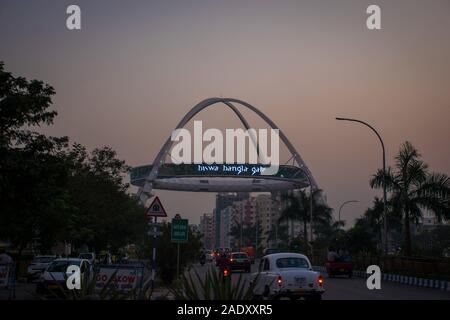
{"left": 146, "top": 196, "right": 167, "bottom": 218}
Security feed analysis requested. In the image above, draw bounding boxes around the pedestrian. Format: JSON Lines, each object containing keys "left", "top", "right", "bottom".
{"left": 327, "top": 247, "right": 338, "bottom": 262}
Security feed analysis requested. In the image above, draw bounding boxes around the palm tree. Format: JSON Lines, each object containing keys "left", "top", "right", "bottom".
{"left": 278, "top": 189, "right": 333, "bottom": 247}
{"left": 228, "top": 217, "right": 263, "bottom": 250}
{"left": 266, "top": 224, "right": 289, "bottom": 248}
{"left": 363, "top": 197, "right": 403, "bottom": 248}
{"left": 371, "top": 141, "right": 450, "bottom": 256}
{"left": 313, "top": 219, "right": 346, "bottom": 250}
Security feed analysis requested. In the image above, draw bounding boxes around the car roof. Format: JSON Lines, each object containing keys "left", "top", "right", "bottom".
{"left": 52, "top": 258, "right": 86, "bottom": 263}
{"left": 262, "top": 252, "right": 309, "bottom": 260}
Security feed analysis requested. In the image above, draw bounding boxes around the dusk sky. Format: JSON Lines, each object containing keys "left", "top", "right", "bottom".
{"left": 1, "top": 0, "right": 449, "bottom": 225}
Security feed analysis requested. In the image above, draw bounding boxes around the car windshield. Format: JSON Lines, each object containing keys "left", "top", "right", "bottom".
{"left": 33, "top": 257, "right": 55, "bottom": 263}
{"left": 232, "top": 253, "right": 247, "bottom": 259}
{"left": 79, "top": 254, "right": 93, "bottom": 259}
{"left": 47, "top": 261, "right": 78, "bottom": 272}
{"left": 276, "top": 257, "right": 310, "bottom": 269}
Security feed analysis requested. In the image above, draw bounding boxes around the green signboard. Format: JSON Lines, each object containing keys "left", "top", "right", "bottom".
{"left": 171, "top": 218, "right": 188, "bottom": 243}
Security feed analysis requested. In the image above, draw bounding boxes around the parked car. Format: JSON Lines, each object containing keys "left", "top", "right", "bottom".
{"left": 251, "top": 253, "right": 325, "bottom": 300}
{"left": 78, "top": 252, "right": 95, "bottom": 265}
{"left": 36, "top": 258, "right": 93, "bottom": 296}
{"left": 27, "top": 255, "right": 57, "bottom": 283}
{"left": 229, "top": 252, "right": 251, "bottom": 273}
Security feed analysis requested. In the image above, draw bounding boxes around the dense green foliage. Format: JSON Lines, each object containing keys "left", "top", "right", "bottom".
{"left": 141, "top": 222, "right": 203, "bottom": 285}
{"left": 0, "top": 62, "right": 146, "bottom": 255}
{"left": 371, "top": 141, "right": 449, "bottom": 256}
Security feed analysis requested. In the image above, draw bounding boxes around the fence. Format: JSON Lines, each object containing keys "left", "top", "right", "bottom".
{"left": 0, "top": 263, "right": 16, "bottom": 299}
{"left": 311, "top": 253, "right": 450, "bottom": 281}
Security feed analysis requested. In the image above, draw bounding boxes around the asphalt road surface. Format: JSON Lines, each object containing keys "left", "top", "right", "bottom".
{"left": 2, "top": 261, "right": 450, "bottom": 300}
{"left": 193, "top": 261, "right": 450, "bottom": 300}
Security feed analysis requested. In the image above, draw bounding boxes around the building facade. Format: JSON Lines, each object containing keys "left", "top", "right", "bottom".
{"left": 199, "top": 213, "right": 214, "bottom": 250}
{"left": 214, "top": 192, "right": 249, "bottom": 247}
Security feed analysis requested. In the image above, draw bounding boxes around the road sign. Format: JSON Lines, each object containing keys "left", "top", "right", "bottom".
{"left": 147, "top": 222, "right": 162, "bottom": 228}
{"left": 145, "top": 196, "right": 167, "bottom": 218}
{"left": 171, "top": 217, "right": 188, "bottom": 243}
{"left": 147, "top": 230, "right": 163, "bottom": 237}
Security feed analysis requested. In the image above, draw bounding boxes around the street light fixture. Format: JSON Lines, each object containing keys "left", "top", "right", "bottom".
{"left": 335, "top": 117, "right": 388, "bottom": 254}
{"left": 338, "top": 200, "right": 359, "bottom": 226}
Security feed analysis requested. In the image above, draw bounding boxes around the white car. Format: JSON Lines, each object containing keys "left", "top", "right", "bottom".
{"left": 251, "top": 253, "right": 325, "bottom": 300}
{"left": 27, "top": 255, "right": 57, "bottom": 283}
{"left": 78, "top": 252, "right": 95, "bottom": 265}
{"left": 36, "top": 258, "right": 94, "bottom": 295}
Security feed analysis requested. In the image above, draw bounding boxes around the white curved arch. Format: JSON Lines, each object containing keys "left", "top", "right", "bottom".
{"left": 138, "top": 98, "right": 318, "bottom": 204}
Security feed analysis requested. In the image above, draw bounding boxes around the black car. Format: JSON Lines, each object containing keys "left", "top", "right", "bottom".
{"left": 229, "top": 252, "right": 251, "bottom": 273}
{"left": 264, "top": 248, "right": 280, "bottom": 255}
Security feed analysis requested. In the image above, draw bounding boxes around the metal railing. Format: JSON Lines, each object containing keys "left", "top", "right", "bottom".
{"left": 0, "top": 263, "right": 16, "bottom": 299}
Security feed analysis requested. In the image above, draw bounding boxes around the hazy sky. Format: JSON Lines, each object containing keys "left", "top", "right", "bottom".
{"left": 1, "top": 0, "right": 449, "bottom": 225}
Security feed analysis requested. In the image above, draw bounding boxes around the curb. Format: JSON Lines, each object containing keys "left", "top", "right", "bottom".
{"left": 313, "top": 265, "right": 449, "bottom": 292}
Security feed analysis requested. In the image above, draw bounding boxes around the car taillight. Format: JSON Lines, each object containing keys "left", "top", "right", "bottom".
{"left": 318, "top": 275, "right": 324, "bottom": 286}
{"left": 277, "top": 275, "right": 283, "bottom": 286}
{"left": 223, "top": 268, "right": 230, "bottom": 277}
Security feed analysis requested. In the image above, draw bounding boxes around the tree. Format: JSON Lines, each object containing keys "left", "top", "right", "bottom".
{"left": 63, "top": 144, "right": 146, "bottom": 252}
{"left": 313, "top": 220, "right": 346, "bottom": 252}
{"left": 0, "top": 61, "right": 57, "bottom": 149}
{"left": 371, "top": 141, "right": 450, "bottom": 256}
{"left": 278, "top": 189, "right": 333, "bottom": 248}
{"left": 359, "top": 197, "right": 403, "bottom": 251}
{"left": 228, "top": 218, "right": 263, "bottom": 252}
{"left": 265, "top": 224, "right": 289, "bottom": 249}
{"left": 0, "top": 61, "right": 70, "bottom": 253}
{"left": 0, "top": 62, "right": 147, "bottom": 255}
{"left": 412, "top": 225, "right": 450, "bottom": 257}
{"left": 347, "top": 217, "right": 378, "bottom": 254}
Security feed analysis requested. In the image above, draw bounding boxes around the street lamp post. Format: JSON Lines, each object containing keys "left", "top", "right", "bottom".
{"left": 335, "top": 117, "right": 388, "bottom": 254}
{"left": 338, "top": 200, "right": 359, "bottom": 226}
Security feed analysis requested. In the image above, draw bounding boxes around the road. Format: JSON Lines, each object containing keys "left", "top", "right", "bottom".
{"left": 193, "top": 261, "right": 450, "bottom": 300}
{"left": 2, "top": 261, "right": 450, "bottom": 300}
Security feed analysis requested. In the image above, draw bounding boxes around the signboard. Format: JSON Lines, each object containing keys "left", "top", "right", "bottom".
{"left": 171, "top": 217, "right": 188, "bottom": 243}
{"left": 0, "top": 265, "right": 10, "bottom": 287}
{"left": 147, "top": 222, "right": 162, "bottom": 228}
{"left": 95, "top": 266, "right": 143, "bottom": 292}
{"left": 147, "top": 230, "right": 163, "bottom": 237}
{"left": 130, "top": 164, "right": 307, "bottom": 183}
{"left": 145, "top": 196, "right": 167, "bottom": 218}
